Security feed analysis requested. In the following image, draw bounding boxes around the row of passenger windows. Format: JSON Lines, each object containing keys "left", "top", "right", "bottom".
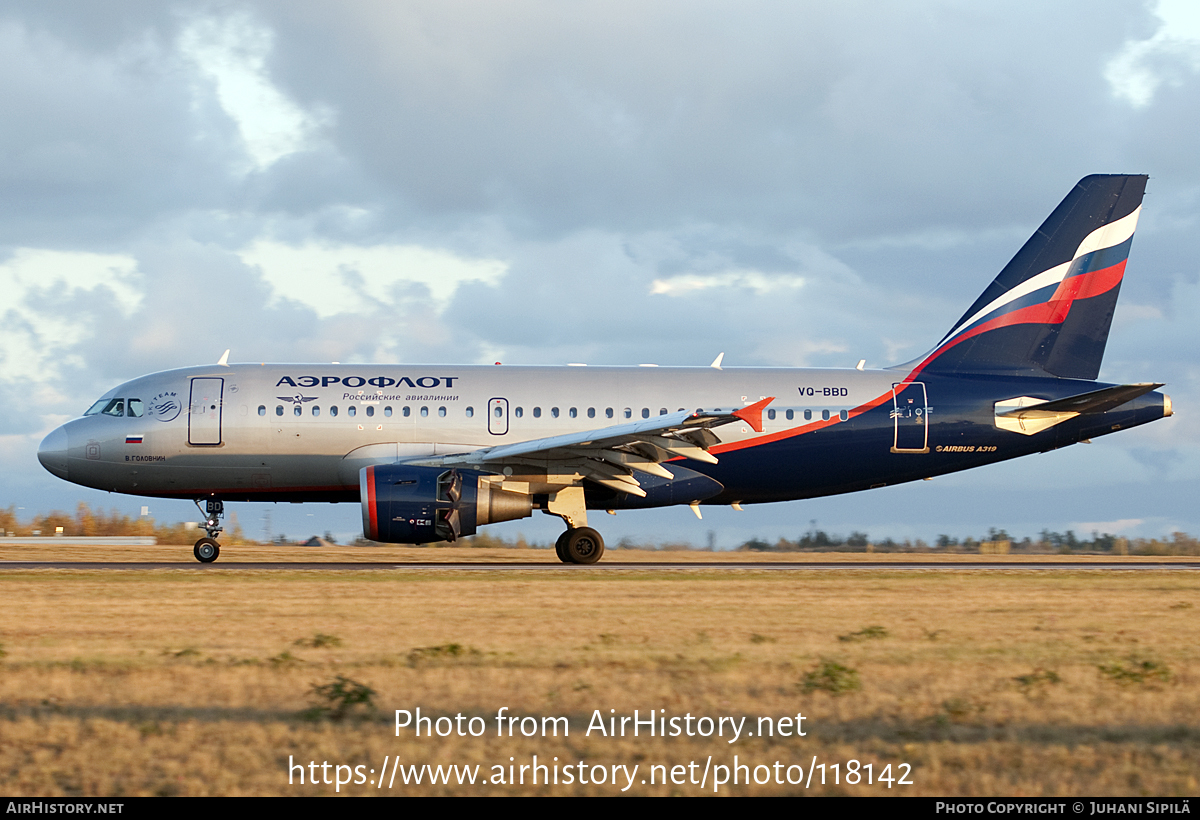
{"left": 769, "top": 408, "right": 848, "bottom": 422}
{"left": 84, "top": 397, "right": 849, "bottom": 424}
{"left": 263, "top": 405, "right": 449, "bottom": 418}
{"left": 259, "top": 404, "right": 850, "bottom": 422}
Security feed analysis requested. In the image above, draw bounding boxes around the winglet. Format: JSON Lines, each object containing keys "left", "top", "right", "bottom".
{"left": 710, "top": 352, "right": 724, "bottom": 370}
{"left": 732, "top": 397, "right": 773, "bottom": 433}
{"left": 217, "top": 349, "right": 230, "bottom": 367}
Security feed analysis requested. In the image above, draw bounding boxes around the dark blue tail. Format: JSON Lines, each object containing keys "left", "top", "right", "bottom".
{"left": 913, "top": 174, "right": 1147, "bottom": 380}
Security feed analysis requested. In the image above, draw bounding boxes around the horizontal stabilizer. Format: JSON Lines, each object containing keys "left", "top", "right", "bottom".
{"left": 995, "top": 382, "right": 1162, "bottom": 436}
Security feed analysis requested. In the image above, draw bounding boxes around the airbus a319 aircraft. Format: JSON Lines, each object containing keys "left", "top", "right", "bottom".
{"left": 38, "top": 175, "right": 1171, "bottom": 563}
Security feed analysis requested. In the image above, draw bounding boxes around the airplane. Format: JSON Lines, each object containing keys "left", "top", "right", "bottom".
{"left": 36, "top": 174, "right": 1171, "bottom": 564}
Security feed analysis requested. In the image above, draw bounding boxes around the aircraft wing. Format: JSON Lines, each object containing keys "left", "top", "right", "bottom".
{"left": 403, "top": 397, "right": 774, "bottom": 497}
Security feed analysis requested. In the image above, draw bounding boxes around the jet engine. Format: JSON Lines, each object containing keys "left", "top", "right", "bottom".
{"left": 360, "top": 465, "right": 532, "bottom": 543}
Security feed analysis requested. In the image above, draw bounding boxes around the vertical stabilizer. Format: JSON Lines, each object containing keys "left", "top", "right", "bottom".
{"left": 915, "top": 174, "right": 1147, "bottom": 379}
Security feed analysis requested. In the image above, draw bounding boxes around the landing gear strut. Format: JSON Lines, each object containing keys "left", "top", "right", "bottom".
{"left": 544, "top": 486, "right": 604, "bottom": 564}
{"left": 192, "top": 498, "right": 224, "bottom": 564}
{"left": 555, "top": 527, "right": 605, "bottom": 565}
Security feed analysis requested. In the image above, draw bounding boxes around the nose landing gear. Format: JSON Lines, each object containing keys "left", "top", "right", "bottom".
{"left": 192, "top": 498, "right": 224, "bottom": 564}
{"left": 193, "top": 537, "right": 220, "bottom": 563}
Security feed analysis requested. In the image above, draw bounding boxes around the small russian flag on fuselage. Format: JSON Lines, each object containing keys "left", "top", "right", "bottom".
{"left": 125, "top": 435, "right": 144, "bottom": 444}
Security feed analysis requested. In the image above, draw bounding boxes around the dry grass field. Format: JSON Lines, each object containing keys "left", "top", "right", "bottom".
{"left": 0, "top": 551, "right": 1197, "bottom": 796}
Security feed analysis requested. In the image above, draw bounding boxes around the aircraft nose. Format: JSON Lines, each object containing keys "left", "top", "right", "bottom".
{"left": 38, "top": 426, "right": 69, "bottom": 479}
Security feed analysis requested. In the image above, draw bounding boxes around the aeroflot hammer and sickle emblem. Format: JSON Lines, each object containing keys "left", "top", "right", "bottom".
{"left": 277, "top": 395, "right": 318, "bottom": 405}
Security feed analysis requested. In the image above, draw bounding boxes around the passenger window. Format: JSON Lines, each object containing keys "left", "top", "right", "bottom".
{"left": 258, "top": 405, "right": 266, "bottom": 416}
{"left": 348, "top": 406, "right": 356, "bottom": 417}
{"left": 293, "top": 406, "right": 302, "bottom": 416}
{"left": 569, "top": 407, "right": 577, "bottom": 419}
{"left": 514, "top": 407, "right": 523, "bottom": 418}
{"left": 767, "top": 409, "right": 776, "bottom": 420}
{"left": 641, "top": 408, "right": 649, "bottom": 419}
{"left": 330, "top": 406, "right": 338, "bottom": 417}
{"left": 366, "top": 406, "right": 375, "bottom": 417}
{"left": 822, "top": 409, "right": 830, "bottom": 421}
{"left": 403, "top": 406, "right": 410, "bottom": 417}
{"left": 533, "top": 407, "right": 541, "bottom": 418}
{"left": 606, "top": 408, "right": 613, "bottom": 419}
{"left": 659, "top": 408, "right": 667, "bottom": 416}
{"left": 421, "top": 407, "right": 428, "bottom": 417}
{"left": 551, "top": 407, "right": 559, "bottom": 418}
{"left": 587, "top": 407, "right": 595, "bottom": 419}
{"left": 839, "top": 409, "right": 848, "bottom": 421}
{"left": 312, "top": 406, "right": 321, "bottom": 416}
{"left": 466, "top": 407, "right": 474, "bottom": 418}
{"left": 276, "top": 406, "right": 283, "bottom": 416}
{"left": 127, "top": 399, "right": 144, "bottom": 417}
{"left": 439, "top": 406, "right": 446, "bottom": 417}
{"left": 804, "top": 409, "right": 812, "bottom": 421}
{"left": 786, "top": 409, "right": 794, "bottom": 421}
{"left": 102, "top": 399, "right": 124, "bottom": 417}
{"left": 384, "top": 406, "right": 392, "bottom": 417}
{"left": 624, "top": 408, "right": 632, "bottom": 419}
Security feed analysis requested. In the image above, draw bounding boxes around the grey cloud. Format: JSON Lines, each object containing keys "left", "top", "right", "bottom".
{"left": 0, "top": 17, "right": 240, "bottom": 246}
{"left": 242, "top": 1, "right": 1154, "bottom": 239}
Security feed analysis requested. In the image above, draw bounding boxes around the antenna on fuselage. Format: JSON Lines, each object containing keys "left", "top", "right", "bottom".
{"left": 710, "top": 352, "right": 724, "bottom": 370}
{"left": 217, "top": 349, "right": 230, "bottom": 367}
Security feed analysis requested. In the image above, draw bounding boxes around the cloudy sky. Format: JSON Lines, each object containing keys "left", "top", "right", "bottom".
{"left": 3, "top": 1, "right": 1199, "bottom": 546}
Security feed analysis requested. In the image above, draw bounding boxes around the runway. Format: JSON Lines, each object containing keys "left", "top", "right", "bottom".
{"left": 1, "top": 560, "right": 1198, "bottom": 571}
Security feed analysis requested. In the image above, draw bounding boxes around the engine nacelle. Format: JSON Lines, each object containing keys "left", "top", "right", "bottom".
{"left": 360, "top": 465, "right": 532, "bottom": 543}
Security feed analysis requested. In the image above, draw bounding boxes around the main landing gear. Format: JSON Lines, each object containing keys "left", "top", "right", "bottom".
{"left": 545, "top": 486, "right": 604, "bottom": 564}
{"left": 555, "top": 527, "right": 605, "bottom": 565}
{"left": 192, "top": 498, "right": 224, "bottom": 564}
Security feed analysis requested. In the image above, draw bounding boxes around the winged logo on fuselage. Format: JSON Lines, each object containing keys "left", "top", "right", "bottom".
{"left": 277, "top": 394, "right": 319, "bottom": 406}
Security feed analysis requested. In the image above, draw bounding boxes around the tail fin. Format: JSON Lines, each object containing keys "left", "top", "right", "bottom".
{"left": 915, "top": 174, "right": 1147, "bottom": 380}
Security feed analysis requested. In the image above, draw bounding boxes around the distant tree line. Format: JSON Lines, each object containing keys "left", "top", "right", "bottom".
{"left": 737, "top": 526, "right": 1200, "bottom": 556}
{"left": 4, "top": 503, "right": 1199, "bottom": 555}
{"left": 0, "top": 503, "right": 247, "bottom": 545}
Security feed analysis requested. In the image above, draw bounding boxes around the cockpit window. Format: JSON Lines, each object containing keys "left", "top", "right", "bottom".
{"left": 127, "top": 399, "right": 144, "bottom": 418}
{"left": 83, "top": 398, "right": 127, "bottom": 417}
